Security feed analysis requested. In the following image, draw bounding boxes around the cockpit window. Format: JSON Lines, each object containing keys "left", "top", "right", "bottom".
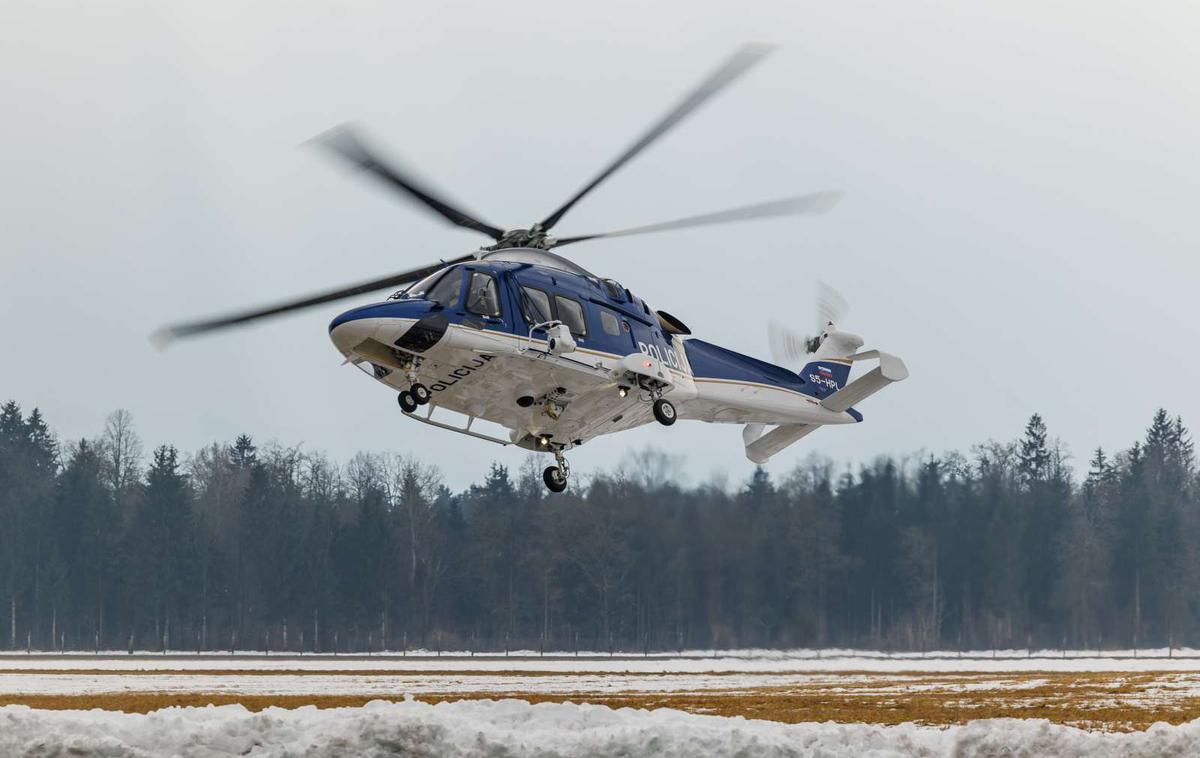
{"left": 400, "top": 267, "right": 453, "bottom": 301}
{"left": 520, "top": 286, "right": 553, "bottom": 325}
{"left": 466, "top": 272, "right": 501, "bottom": 317}
{"left": 426, "top": 269, "right": 464, "bottom": 307}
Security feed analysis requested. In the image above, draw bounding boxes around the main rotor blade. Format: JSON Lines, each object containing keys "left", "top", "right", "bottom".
{"left": 152, "top": 254, "right": 474, "bottom": 346}
{"left": 315, "top": 126, "right": 505, "bottom": 240}
{"left": 550, "top": 191, "right": 841, "bottom": 247}
{"left": 538, "top": 43, "right": 773, "bottom": 233}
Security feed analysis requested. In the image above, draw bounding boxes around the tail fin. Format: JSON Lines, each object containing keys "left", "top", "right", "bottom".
{"left": 800, "top": 322, "right": 863, "bottom": 392}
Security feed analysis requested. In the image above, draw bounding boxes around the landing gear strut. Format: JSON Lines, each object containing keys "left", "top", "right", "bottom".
{"left": 543, "top": 448, "right": 569, "bottom": 493}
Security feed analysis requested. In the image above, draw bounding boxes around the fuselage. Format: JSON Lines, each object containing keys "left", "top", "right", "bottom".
{"left": 328, "top": 248, "right": 859, "bottom": 451}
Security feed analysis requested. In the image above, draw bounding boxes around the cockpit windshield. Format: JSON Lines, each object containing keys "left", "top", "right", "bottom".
{"left": 392, "top": 268, "right": 453, "bottom": 301}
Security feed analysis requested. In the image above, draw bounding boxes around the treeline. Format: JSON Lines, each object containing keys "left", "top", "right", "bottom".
{"left": 0, "top": 400, "right": 1195, "bottom": 653}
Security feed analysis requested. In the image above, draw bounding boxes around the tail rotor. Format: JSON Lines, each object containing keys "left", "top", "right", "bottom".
{"left": 768, "top": 282, "right": 850, "bottom": 369}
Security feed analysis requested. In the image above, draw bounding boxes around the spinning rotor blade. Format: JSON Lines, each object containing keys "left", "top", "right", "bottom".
{"left": 551, "top": 192, "right": 840, "bottom": 247}
{"left": 539, "top": 43, "right": 774, "bottom": 232}
{"left": 768, "top": 321, "right": 811, "bottom": 370}
{"left": 768, "top": 282, "right": 849, "bottom": 367}
{"left": 315, "top": 126, "right": 505, "bottom": 241}
{"left": 153, "top": 254, "right": 474, "bottom": 346}
{"left": 814, "top": 281, "right": 848, "bottom": 331}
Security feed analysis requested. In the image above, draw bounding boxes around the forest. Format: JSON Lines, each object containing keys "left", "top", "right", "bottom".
{"left": 0, "top": 399, "right": 1194, "bottom": 654}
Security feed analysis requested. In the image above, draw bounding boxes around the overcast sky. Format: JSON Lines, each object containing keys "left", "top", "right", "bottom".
{"left": 3, "top": 0, "right": 1198, "bottom": 489}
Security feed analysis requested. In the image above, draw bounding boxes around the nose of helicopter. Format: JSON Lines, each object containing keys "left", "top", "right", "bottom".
{"left": 328, "top": 304, "right": 386, "bottom": 357}
{"left": 329, "top": 299, "right": 433, "bottom": 358}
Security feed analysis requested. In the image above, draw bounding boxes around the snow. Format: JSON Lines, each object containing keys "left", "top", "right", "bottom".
{"left": 0, "top": 670, "right": 835, "bottom": 697}
{"left": 6, "top": 647, "right": 1200, "bottom": 673}
{"left": 6, "top": 652, "right": 1200, "bottom": 753}
{"left": 2, "top": 699, "right": 1199, "bottom": 757}
{"left": 0, "top": 669, "right": 1069, "bottom": 698}
{"left": 4, "top": 651, "right": 1200, "bottom": 708}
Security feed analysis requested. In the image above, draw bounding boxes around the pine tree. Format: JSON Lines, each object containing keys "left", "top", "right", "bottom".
{"left": 1145, "top": 409, "right": 1173, "bottom": 459}
{"left": 229, "top": 435, "right": 257, "bottom": 468}
{"left": 131, "top": 445, "right": 195, "bottom": 649}
{"left": 1085, "top": 448, "right": 1111, "bottom": 492}
{"left": 1018, "top": 413, "right": 1051, "bottom": 486}
{"left": 0, "top": 401, "right": 23, "bottom": 443}
{"left": 743, "top": 466, "right": 774, "bottom": 503}
{"left": 54, "top": 440, "right": 116, "bottom": 648}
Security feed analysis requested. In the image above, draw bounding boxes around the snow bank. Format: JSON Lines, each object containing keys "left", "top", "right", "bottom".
{"left": 2, "top": 699, "right": 1200, "bottom": 757}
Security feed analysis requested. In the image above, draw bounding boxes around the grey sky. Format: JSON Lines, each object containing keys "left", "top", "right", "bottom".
{"left": 3, "top": 0, "right": 1198, "bottom": 489}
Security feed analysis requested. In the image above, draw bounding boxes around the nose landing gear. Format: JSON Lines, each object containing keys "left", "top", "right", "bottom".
{"left": 410, "top": 383, "right": 431, "bottom": 405}
{"left": 395, "top": 356, "right": 431, "bottom": 412}
{"left": 397, "top": 390, "right": 418, "bottom": 413}
{"left": 543, "top": 448, "right": 570, "bottom": 493}
{"left": 397, "top": 382, "right": 431, "bottom": 414}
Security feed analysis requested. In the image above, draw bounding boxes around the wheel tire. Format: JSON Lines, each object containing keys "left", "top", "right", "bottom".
{"left": 543, "top": 466, "right": 568, "bottom": 493}
{"left": 411, "top": 383, "right": 431, "bottom": 405}
{"left": 397, "top": 391, "right": 418, "bottom": 413}
{"left": 653, "top": 398, "right": 677, "bottom": 426}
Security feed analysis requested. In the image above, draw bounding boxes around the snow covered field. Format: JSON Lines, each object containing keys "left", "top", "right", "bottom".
{"left": 3, "top": 650, "right": 1200, "bottom": 701}
{"left": 4, "top": 651, "right": 1200, "bottom": 746}
{"left": 5, "top": 647, "right": 1200, "bottom": 672}
{"left": 4, "top": 698, "right": 1200, "bottom": 757}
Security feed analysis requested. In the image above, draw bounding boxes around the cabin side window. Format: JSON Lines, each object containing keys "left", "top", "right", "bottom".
{"left": 555, "top": 295, "right": 587, "bottom": 337}
{"left": 599, "top": 309, "right": 621, "bottom": 337}
{"left": 426, "top": 269, "right": 463, "bottom": 307}
{"left": 466, "top": 272, "right": 501, "bottom": 317}
{"left": 519, "top": 286, "right": 553, "bottom": 325}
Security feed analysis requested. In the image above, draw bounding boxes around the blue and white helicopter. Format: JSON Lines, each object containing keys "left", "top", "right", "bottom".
{"left": 159, "top": 45, "right": 907, "bottom": 492}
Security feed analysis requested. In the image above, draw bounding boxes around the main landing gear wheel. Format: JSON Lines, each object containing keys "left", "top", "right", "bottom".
{"left": 653, "top": 398, "right": 676, "bottom": 426}
{"left": 410, "top": 383, "right": 431, "bottom": 405}
{"left": 397, "top": 391, "right": 418, "bottom": 413}
{"left": 543, "top": 448, "right": 570, "bottom": 493}
{"left": 543, "top": 466, "right": 567, "bottom": 493}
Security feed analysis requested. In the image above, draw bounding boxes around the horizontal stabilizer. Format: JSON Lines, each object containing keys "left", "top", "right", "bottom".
{"left": 820, "top": 350, "right": 909, "bottom": 413}
{"left": 745, "top": 423, "right": 817, "bottom": 464}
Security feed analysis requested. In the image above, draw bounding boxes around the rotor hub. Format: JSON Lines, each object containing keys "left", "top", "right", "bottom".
{"left": 487, "top": 227, "right": 554, "bottom": 250}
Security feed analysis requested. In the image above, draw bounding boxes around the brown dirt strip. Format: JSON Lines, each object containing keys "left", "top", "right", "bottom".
{"left": 0, "top": 672, "right": 1198, "bottom": 731}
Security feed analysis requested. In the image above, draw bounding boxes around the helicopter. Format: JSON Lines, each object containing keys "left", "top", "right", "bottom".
{"left": 157, "top": 44, "right": 908, "bottom": 492}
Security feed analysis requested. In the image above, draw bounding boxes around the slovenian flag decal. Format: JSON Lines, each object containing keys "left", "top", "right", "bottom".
{"left": 817, "top": 366, "right": 833, "bottom": 377}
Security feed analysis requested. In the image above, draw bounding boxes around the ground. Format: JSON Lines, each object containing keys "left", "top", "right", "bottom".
{"left": 4, "top": 649, "right": 1200, "bottom": 731}
{"left": 7, "top": 651, "right": 1200, "bottom": 755}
